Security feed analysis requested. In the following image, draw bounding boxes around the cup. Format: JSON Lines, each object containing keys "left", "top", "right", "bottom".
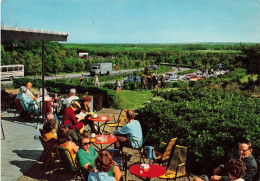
{"left": 91, "top": 133, "right": 96, "bottom": 138}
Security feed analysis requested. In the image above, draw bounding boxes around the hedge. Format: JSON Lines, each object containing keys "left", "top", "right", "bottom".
{"left": 136, "top": 89, "right": 260, "bottom": 175}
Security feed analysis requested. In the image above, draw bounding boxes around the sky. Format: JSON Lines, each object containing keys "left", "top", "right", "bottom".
{"left": 1, "top": 0, "right": 260, "bottom": 43}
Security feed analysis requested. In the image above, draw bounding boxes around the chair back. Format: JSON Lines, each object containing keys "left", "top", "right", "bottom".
{"left": 105, "top": 148, "right": 124, "bottom": 170}
{"left": 167, "top": 145, "right": 188, "bottom": 175}
{"left": 56, "top": 145, "right": 77, "bottom": 172}
{"left": 117, "top": 109, "right": 128, "bottom": 127}
{"left": 39, "top": 136, "right": 58, "bottom": 159}
{"left": 39, "top": 101, "right": 53, "bottom": 114}
{"left": 161, "top": 137, "right": 178, "bottom": 162}
{"left": 15, "top": 98, "right": 27, "bottom": 113}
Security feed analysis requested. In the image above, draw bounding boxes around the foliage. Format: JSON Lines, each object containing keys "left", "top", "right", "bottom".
{"left": 136, "top": 89, "right": 260, "bottom": 175}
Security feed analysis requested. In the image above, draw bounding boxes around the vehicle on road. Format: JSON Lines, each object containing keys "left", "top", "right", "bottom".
{"left": 165, "top": 72, "right": 175, "bottom": 80}
{"left": 90, "top": 63, "right": 112, "bottom": 76}
{"left": 1, "top": 64, "right": 24, "bottom": 80}
{"left": 187, "top": 74, "right": 203, "bottom": 81}
{"left": 148, "top": 65, "right": 159, "bottom": 70}
{"left": 123, "top": 76, "right": 141, "bottom": 83}
{"left": 168, "top": 75, "right": 181, "bottom": 82}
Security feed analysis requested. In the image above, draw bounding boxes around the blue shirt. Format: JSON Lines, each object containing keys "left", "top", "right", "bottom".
{"left": 16, "top": 93, "right": 36, "bottom": 112}
{"left": 88, "top": 172, "right": 115, "bottom": 181}
{"left": 115, "top": 120, "right": 143, "bottom": 148}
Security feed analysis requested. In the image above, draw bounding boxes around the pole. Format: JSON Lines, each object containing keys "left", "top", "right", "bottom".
{"left": 42, "top": 40, "right": 45, "bottom": 122}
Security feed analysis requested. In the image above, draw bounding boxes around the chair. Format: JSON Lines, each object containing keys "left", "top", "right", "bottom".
{"left": 153, "top": 137, "right": 178, "bottom": 167}
{"left": 106, "top": 148, "right": 127, "bottom": 181}
{"left": 13, "top": 98, "right": 39, "bottom": 128}
{"left": 130, "top": 128, "right": 153, "bottom": 164}
{"left": 159, "top": 145, "right": 191, "bottom": 181}
{"left": 56, "top": 146, "right": 85, "bottom": 181}
{"left": 39, "top": 135, "right": 58, "bottom": 177}
{"left": 106, "top": 109, "right": 128, "bottom": 128}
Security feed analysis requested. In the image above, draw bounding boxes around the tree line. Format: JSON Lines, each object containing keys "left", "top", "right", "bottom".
{"left": 1, "top": 41, "right": 259, "bottom": 81}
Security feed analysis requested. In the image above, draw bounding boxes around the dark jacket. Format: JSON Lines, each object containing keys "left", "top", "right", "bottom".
{"left": 221, "top": 151, "right": 258, "bottom": 181}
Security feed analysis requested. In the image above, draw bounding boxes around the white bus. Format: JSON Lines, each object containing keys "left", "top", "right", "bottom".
{"left": 1, "top": 64, "right": 24, "bottom": 80}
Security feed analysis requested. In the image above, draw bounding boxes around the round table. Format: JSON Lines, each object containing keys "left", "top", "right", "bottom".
{"left": 88, "top": 116, "right": 111, "bottom": 134}
{"left": 129, "top": 164, "right": 166, "bottom": 181}
{"left": 91, "top": 134, "right": 117, "bottom": 151}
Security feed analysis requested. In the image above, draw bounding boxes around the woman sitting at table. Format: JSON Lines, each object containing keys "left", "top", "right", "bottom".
{"left": 88, "top": 150, "right": 122, "bottom": 181}
{"left": 57, "top": 126, "right": 78, "bottom": 161}
{"left": 80, "top": 97, "right": 97, "bottom": 134}
{"left": 62, "top": 101, "right": 85, "bottom": 134}
{"left": 41, "top": 118, "right": 58, "bottom": 142}
{"left": 76, "top": 132, "right": 98, "bottom": 179}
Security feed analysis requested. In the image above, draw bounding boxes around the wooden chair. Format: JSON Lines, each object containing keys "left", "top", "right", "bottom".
{"left": 106, "top": 109, "right": 128, "bottom": 129}
{"left": 56, "top": 146, "right": 85, "bottom": 181}
{"left": 159, "top": 145, "right": 191, "bottom": 181}
{"left": 153, "top": 137, "right": 178, "bottom": 167}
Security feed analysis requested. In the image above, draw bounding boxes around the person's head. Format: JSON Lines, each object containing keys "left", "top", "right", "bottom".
{"left": 43, "top": 118, "right": 57, "bottom": 133}
{"left": 45, "top": 112, "right": 55, "bottom": 122}
{"left": 26, "top": 82, "right": 32, "bottom": 89}
{"left": 83, "top": 97, "right": 92, "bottom": 103}
{"left": 69, "top": 88, "right": 76, "bottom": 96}
{"left": 95, "top": 150, "right": 114, "bottom": 172}
{"left": 126, "top": 110, "right": 135, "bottom": 121}
{"left": 78, "top": 132, "right": 91, "bottom": 151}
{"left": 19, "top": 86, "right": 27, "bottom": 94}
{"left": 95, "top": 75, "right": 98, "bottom": 78}
{"left": 238, "top": 141, "right": 253, "bottom": 159}
{"left": 57, "top": 126, "right": 70, "bottom": 144}
{"left": 71, "top": 101, "right": 81, "bottom": 112}
{"left": 226, "top": 159, "right": 246, "bottom": 180}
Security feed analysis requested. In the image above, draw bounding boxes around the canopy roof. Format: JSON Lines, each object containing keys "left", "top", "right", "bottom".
{"left": 1, "top": 26, "right": 68, "bottom": 41}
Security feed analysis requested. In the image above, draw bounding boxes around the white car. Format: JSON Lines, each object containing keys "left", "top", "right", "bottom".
{"left": 165, "top": 72, "right": 175, "bottom": 80}
{"left": 169, "top": 75, "right": 181, "bottom": 81}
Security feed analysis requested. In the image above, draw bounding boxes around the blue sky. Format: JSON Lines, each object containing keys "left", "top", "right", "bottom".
{"left": 1, "top": 0, "right": 260, "bottom": 43}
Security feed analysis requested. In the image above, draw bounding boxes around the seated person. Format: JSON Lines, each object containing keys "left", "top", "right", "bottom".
{"left": 194, "top": 141, "right": 258, "bottom": 181}
{"left": 25, "top": 82, "right": 37, "bottom": 100}
{"left": 41, "top": 118, "right": 58, "bottom": 142}
{"left": 114, "top": 110, "right": 143, "bottom": 154}
{"left": 35, "top": 88, "right": 53, "bottom": 113}
{"left": 80, "top": 97, "right": 97, "bottom": 133}
{"left": 57, "top": 126, "right": 78, "bottom": 161}
{"left": 16, "top": 86, "right": 39, "bottom": 116}
{"left": 88, "top": 150, "right": 122, "bottom": 181}
{"left": 62, "top": 101, "right": 85, "bottom": 134}
{"left": 194, "top": 159, "right": 246, "bottom": 181}
{"left": 63, "top": 88, "right": 79, "bottom": 108}
{"left": 76, "top": 132, "right": 98, "bottom": 179}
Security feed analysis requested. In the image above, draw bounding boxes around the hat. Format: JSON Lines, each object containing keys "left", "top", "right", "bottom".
{"left": 73, "top": 101, "right": 81, "bottom": 109}
{"left": 70, "top": 88, "right": 76, "bottom": 94}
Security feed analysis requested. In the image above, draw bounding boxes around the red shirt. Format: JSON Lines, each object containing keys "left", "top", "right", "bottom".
{"left": 62, "top": 106, "right": 83, "bottom": 131}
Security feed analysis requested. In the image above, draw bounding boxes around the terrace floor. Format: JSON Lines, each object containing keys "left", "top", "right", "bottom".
{"left": 1, "top": 108, "right": 193, "bottom": 181}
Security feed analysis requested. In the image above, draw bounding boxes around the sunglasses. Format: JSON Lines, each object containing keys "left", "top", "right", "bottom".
{"left": 83, "top": 142, "right": 91, "bottom": 146}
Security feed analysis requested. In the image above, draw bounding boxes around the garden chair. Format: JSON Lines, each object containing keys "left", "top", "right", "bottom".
{"left": 56, "top": 146, "right": 85, "bottom": 181}
{"left": 106, "top": 148, "right": 127, "bottom": 181}
{"left": 153, "top": 137, "right": 178, "bottom": 167}
{"left": 13, "top": 98, "right": 39, "bottom": 128}
{"left": 129, "top": 128, "right": 153, "bottom": 164}
{"left": 105, "top": 109, "right": 128, "bottom": 129}
{"left": 159, "top": 145, "right": 191, "bottom": 181}
{"left": 39, "top": 136, "right": 59, "bottom": 178}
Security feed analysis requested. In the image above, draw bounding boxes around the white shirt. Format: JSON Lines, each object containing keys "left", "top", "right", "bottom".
{"left": 63, "top": 95, "right": 79, "bottom": 107}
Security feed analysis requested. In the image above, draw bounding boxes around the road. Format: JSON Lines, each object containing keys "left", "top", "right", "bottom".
{"left": 0, "top": 67, "right": 190, "bottom": 85}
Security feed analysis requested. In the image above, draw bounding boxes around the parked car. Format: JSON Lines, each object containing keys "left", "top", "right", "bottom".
{"left": 148, "top": 65, "right": 159, "bottom": 70}
{"left": 123, "top": 76, "right": 141, "bottom": 83}
{"left": 187, "top": 74, "right": 203, "bottom": 81}
{"left": 180, "top": 75, "right": 191, "bottom": 82}
{"left": 165, "top": 72, "right": 175, "bottom": 80}
{"left": 169, "top": 75, "right": 181, "bottom": 81}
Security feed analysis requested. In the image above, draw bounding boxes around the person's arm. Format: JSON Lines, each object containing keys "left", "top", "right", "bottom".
{"left": 69, "top": 141, "right": 78, "bottom": 154}
{"left": 242, "top": 161, "right": 257, "bottom": 181}
{"left": 115, "top": 124, "right": 130, "bottom": 135}
{"left": 113, "top": 165, "right": 122, "bottom": 181}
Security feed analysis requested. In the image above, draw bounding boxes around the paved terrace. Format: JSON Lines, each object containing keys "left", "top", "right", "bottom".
{"left": 1, "top": 109, "right": 192, "bottom": 181}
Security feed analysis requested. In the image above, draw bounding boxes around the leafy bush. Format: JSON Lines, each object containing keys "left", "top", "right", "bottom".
{"left": 136, "top": 89, "right": 260, "bottom": 175}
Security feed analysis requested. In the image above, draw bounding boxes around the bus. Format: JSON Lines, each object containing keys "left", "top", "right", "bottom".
{"left": 1, "top": 64, "right": 24, "bottom": 80}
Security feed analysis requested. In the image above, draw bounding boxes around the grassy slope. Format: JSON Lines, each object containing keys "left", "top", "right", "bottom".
{"left": 115, "top": 90, "right": 153, "bottom": 110}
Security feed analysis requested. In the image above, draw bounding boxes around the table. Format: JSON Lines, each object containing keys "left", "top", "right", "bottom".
{"left": 88, "top": 116, "right": 111, "bottom": 134}
{"left": 91, "top": 134, "right": 117, "bottom": 151}
{"left": 129, "top": 164, "right": 166, "bottom": 181}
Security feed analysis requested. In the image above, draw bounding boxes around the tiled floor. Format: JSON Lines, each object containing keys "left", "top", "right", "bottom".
{"left": 1, "top": 111, "right": 43, "bottom": 181}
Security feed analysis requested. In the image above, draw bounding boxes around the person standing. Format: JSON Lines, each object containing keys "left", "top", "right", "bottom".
{"left": 115, "top": 80, "right": 122, "bottom": 92}
{"left": 94, "top": 75, "right": 99, "bottom": 87}
{"left": 161, "top": 74, "right": 166, "bottom": 89}
{"left": 141, "top": 73, "right": 147, "bottom": 91}
{"left": 153, "top": 74, "right": 159, "bottom": 91}
{"left": 147, "top": 73, "right": 152, "bottom": 90}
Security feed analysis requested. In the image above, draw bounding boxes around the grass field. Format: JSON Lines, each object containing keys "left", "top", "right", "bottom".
{"left": 115, "top": 90, "right": 154, "bottom": 110}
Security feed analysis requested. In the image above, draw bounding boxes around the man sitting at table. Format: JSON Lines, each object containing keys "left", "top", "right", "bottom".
{"left": 63, "top": 88, "right": 79, "bottom": 108}
{"left": 114, "top": 110, "right": 143, "bottom": 154}
{"left": 25, "top": 82, "right": 37, "bottom": 100}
